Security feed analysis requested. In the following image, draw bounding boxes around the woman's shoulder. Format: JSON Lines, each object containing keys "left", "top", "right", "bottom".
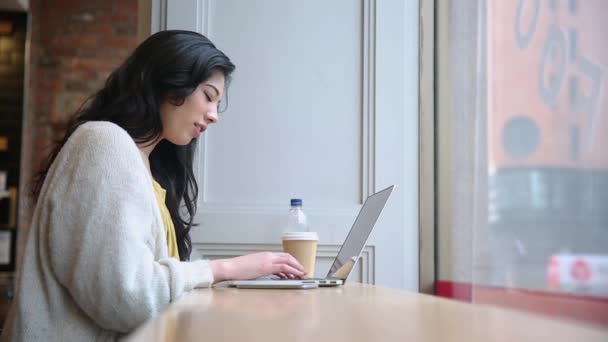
{"left": 71, "top": 121, "right": 133, "bottom": 143}
{"left": 51, "top": 121, "right": 149, "bottom": 187}
{"left": 50, "top": 121, "right": 143, "bottom": 174}
{"left": 67, "top": 121, "right": 137, "bottom": 155}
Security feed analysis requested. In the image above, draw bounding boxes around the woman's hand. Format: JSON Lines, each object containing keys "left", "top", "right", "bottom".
{"left": 209, "top": 252, "right": 305, "bottom": 283}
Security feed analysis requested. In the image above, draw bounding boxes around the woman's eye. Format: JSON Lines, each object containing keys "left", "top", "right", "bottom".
{"left": 205, "top": 93, "right": 212, "bottom": 102}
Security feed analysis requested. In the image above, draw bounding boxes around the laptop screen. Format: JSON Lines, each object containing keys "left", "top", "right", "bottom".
{"left": 327, "top": 185, "right": 394, "bottom": 279}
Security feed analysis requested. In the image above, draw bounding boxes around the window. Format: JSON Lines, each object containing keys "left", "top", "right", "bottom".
{"left": 434, "top": 0, "right": 607, "bottom": 325}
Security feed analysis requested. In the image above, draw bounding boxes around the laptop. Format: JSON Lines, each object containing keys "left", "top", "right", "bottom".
{"left": 217, "top": 185, "right": 394, "bottom": 289}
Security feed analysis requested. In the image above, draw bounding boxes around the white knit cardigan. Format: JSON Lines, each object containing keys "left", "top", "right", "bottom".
{"left": 1, "top": 121, "right": 214, "bottom": 341}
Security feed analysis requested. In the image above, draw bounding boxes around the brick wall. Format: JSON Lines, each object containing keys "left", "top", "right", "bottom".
{"left": 19, "top": 0, "right": 138, "bottom": 234}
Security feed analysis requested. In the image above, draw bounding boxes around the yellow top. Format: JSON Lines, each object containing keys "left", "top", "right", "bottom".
{"left": 152, "top": 179, "right": 180, "bottom": 259}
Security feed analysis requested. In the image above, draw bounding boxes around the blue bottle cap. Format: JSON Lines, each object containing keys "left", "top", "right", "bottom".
{"left": 290, "top": 198, "right": 302, "bottom": 206}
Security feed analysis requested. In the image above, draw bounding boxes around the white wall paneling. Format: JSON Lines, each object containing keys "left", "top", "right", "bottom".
{"left": 159, "top": 0, "right": 418, "bottom": 290}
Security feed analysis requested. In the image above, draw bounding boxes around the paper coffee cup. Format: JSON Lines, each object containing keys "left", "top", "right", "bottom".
{"left": 281, "top": 232, "right": 319, "bottom": 278}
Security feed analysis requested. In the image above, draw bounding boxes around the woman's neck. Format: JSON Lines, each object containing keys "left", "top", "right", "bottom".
{"left": 137, "top": 139, "right": 162, "bottom": 174}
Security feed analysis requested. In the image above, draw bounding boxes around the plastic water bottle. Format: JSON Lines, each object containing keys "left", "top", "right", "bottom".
{"left": 285, "top": 198, "right": 309, "bottom": 233}
{"left": 282, "top": 199, "right": 317, "bottom": 278}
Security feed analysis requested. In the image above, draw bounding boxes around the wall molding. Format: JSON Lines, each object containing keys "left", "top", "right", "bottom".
{"left": 196, "top": 0, "right": 210, "bottom": 36}
{"left": 196, "top": 0, "right": 376, "bottom": 211}
{"left": 151, "top": 0, "right": 167, "bottom": 33}
{"left": 193, "top": 243, "right": 375, "bottom": 284}
{"left": 362, "top": 0, "right": 376, "bottom": 202}
{"left": 194, "top": 0, "right": 210, "bottom": 204}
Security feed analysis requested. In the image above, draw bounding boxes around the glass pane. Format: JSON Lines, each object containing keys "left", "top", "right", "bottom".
{"left": 437, "top": 0, "right": 608, "bottom": 327}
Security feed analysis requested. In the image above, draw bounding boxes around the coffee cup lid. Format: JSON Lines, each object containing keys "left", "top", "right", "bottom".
{"left": 281, "top": 232, "right": 319, "bottom": 241}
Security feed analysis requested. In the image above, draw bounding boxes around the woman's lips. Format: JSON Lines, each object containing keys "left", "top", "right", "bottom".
{"left": 193, "top": 123, "right": 206, "bottom": 138}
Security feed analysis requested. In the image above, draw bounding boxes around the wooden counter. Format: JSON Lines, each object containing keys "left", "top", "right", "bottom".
{"left": 125, "top": 283, "right": 608, "bottom": 341}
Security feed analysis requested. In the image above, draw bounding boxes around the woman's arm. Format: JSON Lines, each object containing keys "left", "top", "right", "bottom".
{"left": 43, "top": 123, "right": 211, "bottom": 333}
{"left": 209, "top": 252, "right": 305, "bottom": 282}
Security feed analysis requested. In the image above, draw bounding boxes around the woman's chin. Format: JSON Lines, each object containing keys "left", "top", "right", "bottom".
{"left": 167, "top": 136, "right": 196, "bottom": 146}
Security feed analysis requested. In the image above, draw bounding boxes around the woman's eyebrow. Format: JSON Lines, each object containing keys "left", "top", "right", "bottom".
{"left": 204, "top": 84, "right": 220, "bottom": 97}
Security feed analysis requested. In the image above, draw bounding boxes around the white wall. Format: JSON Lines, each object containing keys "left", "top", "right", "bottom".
{"left": 154, "top": 0, "right": 419, "bottom": 290}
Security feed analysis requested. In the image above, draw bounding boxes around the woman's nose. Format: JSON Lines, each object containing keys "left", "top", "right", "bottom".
{"left": 206, "top": 111, "right": 218, "bottom": 124}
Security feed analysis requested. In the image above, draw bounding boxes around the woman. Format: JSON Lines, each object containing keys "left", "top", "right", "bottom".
{"left": 1, "top": 30, "right": 305, "bottom": 341}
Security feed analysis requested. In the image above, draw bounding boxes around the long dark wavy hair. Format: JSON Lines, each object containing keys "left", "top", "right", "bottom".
{"left": 31, "top": 30, "right": 235, "bottom": 261}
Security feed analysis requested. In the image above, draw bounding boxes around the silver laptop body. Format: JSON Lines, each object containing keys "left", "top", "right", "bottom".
{"left": 218, "top": 185, "right": 394, "bottom": 289}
